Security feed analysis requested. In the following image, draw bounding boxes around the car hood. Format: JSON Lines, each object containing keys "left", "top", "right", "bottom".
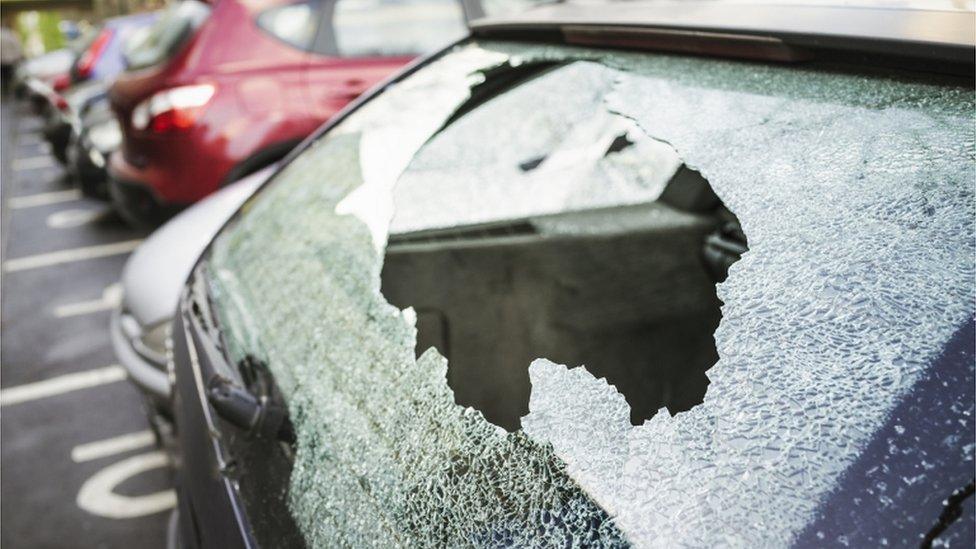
{"left": 19, "top": 49, "right": 75, "bottom": 79}
{"left": 121, "top": 164, "right": 276, "bottom": 326}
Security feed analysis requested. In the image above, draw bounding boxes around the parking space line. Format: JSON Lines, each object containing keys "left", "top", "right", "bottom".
{"left": 47, "top": 207, "right": 113, "bottom": 229}
{"left": 54, "top": 283, "right": 123, "bottom": 318}
{"left": 76, "top": 451, "right": 176, "bottom": 519}
{"left": 12, "top": 156, "right": 56, "bottom": 171}
{"left": 0, "top": 365, "right": 127, "bottom": 407}
{"left": 71, "top": 430, "right": 155, "bottom": 463}
{"left": 9, "top": 189, "right": 82, "bottom": 209}
{"left": 3, "top": 239, "right": 143, "bottom": 272}
{"left": 16, "top": 134, "right": 45, "bottom": 147}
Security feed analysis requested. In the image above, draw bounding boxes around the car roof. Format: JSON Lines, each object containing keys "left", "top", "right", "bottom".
{"left": 470, "top": 0, "right": 975, "bottom": 67}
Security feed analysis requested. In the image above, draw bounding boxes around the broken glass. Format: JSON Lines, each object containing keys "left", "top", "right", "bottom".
{"left": 208, "top": 44, "right": 628, "bottom": 547}
{"left": 521, "top": 47, "right": 975, "bottom": 546}
{"left": 206, "top": 38, "right": 974, "bottom": 547}
{"left": 389, "top": 61, "right": 682, "bottom": 233}
{"left": 383, "top": 59, "right": 726, "bottom": 430}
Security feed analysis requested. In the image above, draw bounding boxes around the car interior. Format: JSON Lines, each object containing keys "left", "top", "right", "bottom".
{"left": 382, "top": 166, "right": 747, "bottom": 430}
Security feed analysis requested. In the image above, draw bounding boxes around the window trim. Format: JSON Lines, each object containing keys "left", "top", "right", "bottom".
{"left": 255, "top": 0, "right": 325, "bottom": 53}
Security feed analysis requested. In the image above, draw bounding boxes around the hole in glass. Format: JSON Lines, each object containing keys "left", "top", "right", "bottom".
{"left": 382, "top": 166, "right": 746, "bottom": 430}
{"left": 378, "top": 60, "right": 748, "bottom": 430}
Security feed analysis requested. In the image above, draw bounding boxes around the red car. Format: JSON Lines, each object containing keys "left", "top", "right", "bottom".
{"left": 108, "top": 0, "right": 468, "bottom": 226}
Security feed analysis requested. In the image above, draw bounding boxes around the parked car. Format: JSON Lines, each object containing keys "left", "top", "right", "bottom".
{"left": 16, "top": 25, "right": 104, "bottom": 103}
{"left": 111, "top": 164, "right": 274, "bottom": 435}
{"left": 14, "top": 47, "right": 76, "bottom": 110}
{"left": 107, "top": 0, "right": 469, "bottom": 228}
{"left": 156, "top": 2, "right": 974, "bottom": 547}
{"left": 66, "top": 94, "right": 122, "bottom": 197}
{"left": 69, "top": 11, "right": 158, "bottom": 85}
{"left": 41, "top": 77, "right": 112, "bottom": 164}
{"left": 41, "top": 12, "right": 159, "bottom": 164}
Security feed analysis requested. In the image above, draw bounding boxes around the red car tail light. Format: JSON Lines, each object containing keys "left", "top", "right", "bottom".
{"left": 131, "top": 84, "right": 217, "bottom": 133}
{"left": 52, "top": 73, "right": 71, "bottom": 92}
{"left": 77, "top": 28, "right": 114, "bottom": 80}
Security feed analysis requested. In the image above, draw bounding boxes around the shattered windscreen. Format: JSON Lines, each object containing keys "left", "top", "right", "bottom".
{"left": 205, "top": 39, "right": 975, "bottom": 547}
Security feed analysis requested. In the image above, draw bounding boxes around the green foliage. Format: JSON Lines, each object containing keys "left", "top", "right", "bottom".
{"left": 36, "top": 11, "right": 64, "bottom": 52}
{"left": 14, "top": 10, "right": 65, "bottom": 54}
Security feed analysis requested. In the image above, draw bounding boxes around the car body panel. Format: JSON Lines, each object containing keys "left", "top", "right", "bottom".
{"left": 13, "top": 48, "right": 75, "bottom": 99}
{"left": 170, "top": 308, "right": 253, "bottom": 549}
{"left": 16, "top": 48, "right": 75, "bottom": 80}
{"left": 301, "top": 55, "right": 413, "bottom": 120}
{"left": 110, "top": 307, "right": 171, "bottom": 398}
{"left": 470, "top": 0, "right": 976, "bottom": 63}
{"left": 120, "top": 164, "right": 273, "bottom": 328}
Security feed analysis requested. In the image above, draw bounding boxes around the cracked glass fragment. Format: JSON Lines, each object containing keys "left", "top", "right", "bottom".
{"left": 389, "top": 61, "right": 683, "bottom": 234}
{"left": 383, "top": 59, "right": 729, "bottom": 430}
{"left": 518, "top": 46, "right": 975, "bottom": 546}
{"left": 208, "top": 44, "right": 628, "bottom": 548}
{"left": 205, "top": 38, "right": 974, "bottom": 548}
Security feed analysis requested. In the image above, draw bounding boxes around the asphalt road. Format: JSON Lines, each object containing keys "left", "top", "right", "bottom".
{"left": 1, "top": 95, "right": 171, "bottom": 548}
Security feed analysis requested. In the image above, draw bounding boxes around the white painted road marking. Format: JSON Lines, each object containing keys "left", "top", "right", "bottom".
{"left": 12, "top": 155, "right": 56, "bottom": 171}
{"left": 46, "top": 206, "right": 112, "bottom": 229}
{"left": 17, "top": 133, "right": 46, "bottom": 147}
{"left": 9, "top": 189, "right": 82, "bottom": 209}
{"left": 76, "top": 451, "right": 176, "bottom": 519}
{"left": 3, "top": 239, "right": 143, "bottom": 272}
{"left": 15, "top": 128, "right": 43, "bottom": 138}
{"left": 54, "top": 283, "right": 123, "bottom": 318}
{"left": 0, "top": 365, "right": 127, "bottom": 407}
{"left": 71, "top": 430, "right": 155, "bottom": 463}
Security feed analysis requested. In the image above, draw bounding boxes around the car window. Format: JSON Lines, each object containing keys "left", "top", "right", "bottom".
{"left": 69, "top": 27, "right": 98, "bottom": 55}
{"left": 389, "top": 62, "right": 685, "bottom": 234}
{"left": 204, "top": 40, "right": 974, "bottom": 547}
{"left": 381, "top": 61, "right": 734, "bottom": 431}
{"left": 256, "top": 0, "right": 320, "bottom": 51}
{"left": 124, "top": 0, "right": 209, "bottom": 71}
{"left": 322, "top": 0, "right": 467, "bottom": 57}
{"left": 119, "top": 23, "right": 154, "bottom": 59}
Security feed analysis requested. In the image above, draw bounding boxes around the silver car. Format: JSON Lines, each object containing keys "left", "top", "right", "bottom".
{"left": 110, "top": 165, "right": 275, "bottom": 426}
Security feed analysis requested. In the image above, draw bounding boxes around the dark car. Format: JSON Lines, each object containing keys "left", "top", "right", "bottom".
{"left": 165, "top": 2, "right": 975, "bottom": 547}
{"left": 107, "top": 0, "right": 469, "bottom": 228}
{"left": 41, "top": 76, "right": 112, "bottom": 164}
{"left": 66, "top": 92, "right": 122, "bottom": 197}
